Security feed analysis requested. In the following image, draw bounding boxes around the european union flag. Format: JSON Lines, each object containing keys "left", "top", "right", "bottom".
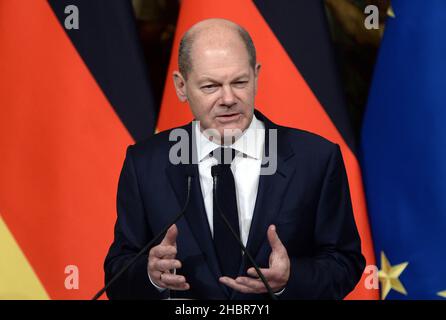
{"left": 361, "top": 1, "right": 446, "bottom": 299}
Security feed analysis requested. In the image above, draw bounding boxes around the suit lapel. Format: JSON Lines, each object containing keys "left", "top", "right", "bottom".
{"left": 240, "top": 111, "right": 296, "bottom": 273}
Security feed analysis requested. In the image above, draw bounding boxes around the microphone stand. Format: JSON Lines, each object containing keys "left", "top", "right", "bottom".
{"left": 92, "top": 175, "right": 193, "bottom": 300}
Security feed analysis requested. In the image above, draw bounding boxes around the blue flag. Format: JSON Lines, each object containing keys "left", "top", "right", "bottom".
{"left": 361, "top": 0, "right": 446, "bottom": 299}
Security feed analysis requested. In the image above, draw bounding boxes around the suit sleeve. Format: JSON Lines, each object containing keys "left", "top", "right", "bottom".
{"left": 281, "top": 144, "right": 365, "bottom": 299}
{"left": 104, "top": 145, "right": 168, "bottom": 299}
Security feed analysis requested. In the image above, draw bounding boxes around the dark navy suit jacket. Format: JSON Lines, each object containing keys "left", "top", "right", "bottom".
{"left": 104, "top": 110, "right": 365, "bottom": 300}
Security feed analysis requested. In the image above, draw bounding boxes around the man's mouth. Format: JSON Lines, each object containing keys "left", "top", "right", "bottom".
{"left": 216, "top": 112, "right": 241, "bottom": 123}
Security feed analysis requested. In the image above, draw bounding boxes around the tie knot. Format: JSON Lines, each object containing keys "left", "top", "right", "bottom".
{"left": 210, "top": 147, "right": 236, "bottom": 165}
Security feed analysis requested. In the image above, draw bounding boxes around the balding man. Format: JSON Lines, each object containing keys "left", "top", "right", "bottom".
{"left": 104, "top": 19, "right": 365, "bottom": 300}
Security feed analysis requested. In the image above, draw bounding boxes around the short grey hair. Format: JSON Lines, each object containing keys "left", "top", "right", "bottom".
{"left": 178, "top": 24, "right": 257, "bottom": 80}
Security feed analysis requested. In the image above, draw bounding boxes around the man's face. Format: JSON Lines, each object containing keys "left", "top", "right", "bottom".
{"left": 176, "top": 36, "right": 260, "bottom": 141}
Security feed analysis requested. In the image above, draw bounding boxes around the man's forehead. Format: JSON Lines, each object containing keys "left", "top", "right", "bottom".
{"left": 195, "top": 70, "right": 251, "bottom": 83}
{"left": 188, "top": 36, "right": 248, "bottom": 64}
{"left": 190, "top": 50, "right": 251, "bottom": 80}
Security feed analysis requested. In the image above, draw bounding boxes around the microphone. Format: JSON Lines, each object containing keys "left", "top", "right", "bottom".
{"left": 211, "top": 166, "right": 278, "bottom": 300}
{"left": 92, "top": 167, "right": 195, "bottom": 300}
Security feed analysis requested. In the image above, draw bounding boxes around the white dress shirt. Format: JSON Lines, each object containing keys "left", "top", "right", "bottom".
{"left": 195, "top": 114, "right": 265, "bottom": 246}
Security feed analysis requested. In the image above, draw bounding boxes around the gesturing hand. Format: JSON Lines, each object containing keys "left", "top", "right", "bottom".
{"left": 147, "top": 224, "right": 190, "bottom": 290}
{"left": 219, "top": 225, "right": 290, "bottom": 294}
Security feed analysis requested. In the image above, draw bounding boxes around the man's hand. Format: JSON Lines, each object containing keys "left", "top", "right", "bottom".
{"left": 148, "top": 224, "right": 190, "bottom": 290}
{"left": 219, "top": 225, "right": 290, "bottom": 294}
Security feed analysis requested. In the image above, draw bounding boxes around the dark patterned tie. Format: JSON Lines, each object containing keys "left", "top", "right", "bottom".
{"left": 211, "top": 147, "right": 241, "bottom": 278}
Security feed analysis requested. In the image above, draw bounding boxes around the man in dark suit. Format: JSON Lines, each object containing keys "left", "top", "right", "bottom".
{"left": 104, "top": 18, "right": 365, "bottom": 300}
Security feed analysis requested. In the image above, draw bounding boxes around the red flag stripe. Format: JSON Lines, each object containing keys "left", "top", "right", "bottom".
{"left": 0, "top": 0, "right": 133, "bottom": 299}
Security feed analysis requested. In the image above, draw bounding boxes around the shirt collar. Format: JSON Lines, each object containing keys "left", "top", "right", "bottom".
{"left": 194, "top": 113, "right": 265, "bottom": 162}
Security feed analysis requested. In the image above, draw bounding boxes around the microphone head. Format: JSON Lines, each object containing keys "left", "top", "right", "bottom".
{"left": 211, "top": 164, "right": 222, "bottom": 178}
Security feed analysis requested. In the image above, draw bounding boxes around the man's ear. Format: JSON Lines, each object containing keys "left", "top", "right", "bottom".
{"left": 173, "top": 71, "right": 188, "bottom": 102}
{"left": 254, "top": 63, "right": 261, "bottom": 94}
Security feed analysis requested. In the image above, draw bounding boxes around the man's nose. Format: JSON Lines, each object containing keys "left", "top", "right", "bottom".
{"left": 220, "top": 85, "right": 236, "bottom": 107}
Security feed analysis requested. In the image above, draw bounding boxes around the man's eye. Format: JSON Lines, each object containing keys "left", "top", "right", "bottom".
{"left": 201, "top": 84, "right": 218, "bottom": 92}
{"left": 232, "top": 81, "right": 248, "bottom": 87}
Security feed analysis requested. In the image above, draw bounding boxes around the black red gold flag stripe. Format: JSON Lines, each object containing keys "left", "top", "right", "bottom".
{"left": 0, "top": 0, "right": 155, "bottom": 299}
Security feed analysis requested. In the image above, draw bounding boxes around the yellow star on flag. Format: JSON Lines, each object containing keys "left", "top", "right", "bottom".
{"left": 378, "top": 251, "right": 409, "bottom": 300}
{"left": 438, "top": 291, "right": 446, "bottom": 298}
{"left": 387, "top": 4, "right": 395, "bottom": 18}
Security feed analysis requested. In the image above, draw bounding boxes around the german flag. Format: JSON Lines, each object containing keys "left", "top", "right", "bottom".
{"left": 0, "top": 0, "right": 155, "bottom": 299}
{"left": 157, "top": 0, "right": 378, "bottom": 299}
